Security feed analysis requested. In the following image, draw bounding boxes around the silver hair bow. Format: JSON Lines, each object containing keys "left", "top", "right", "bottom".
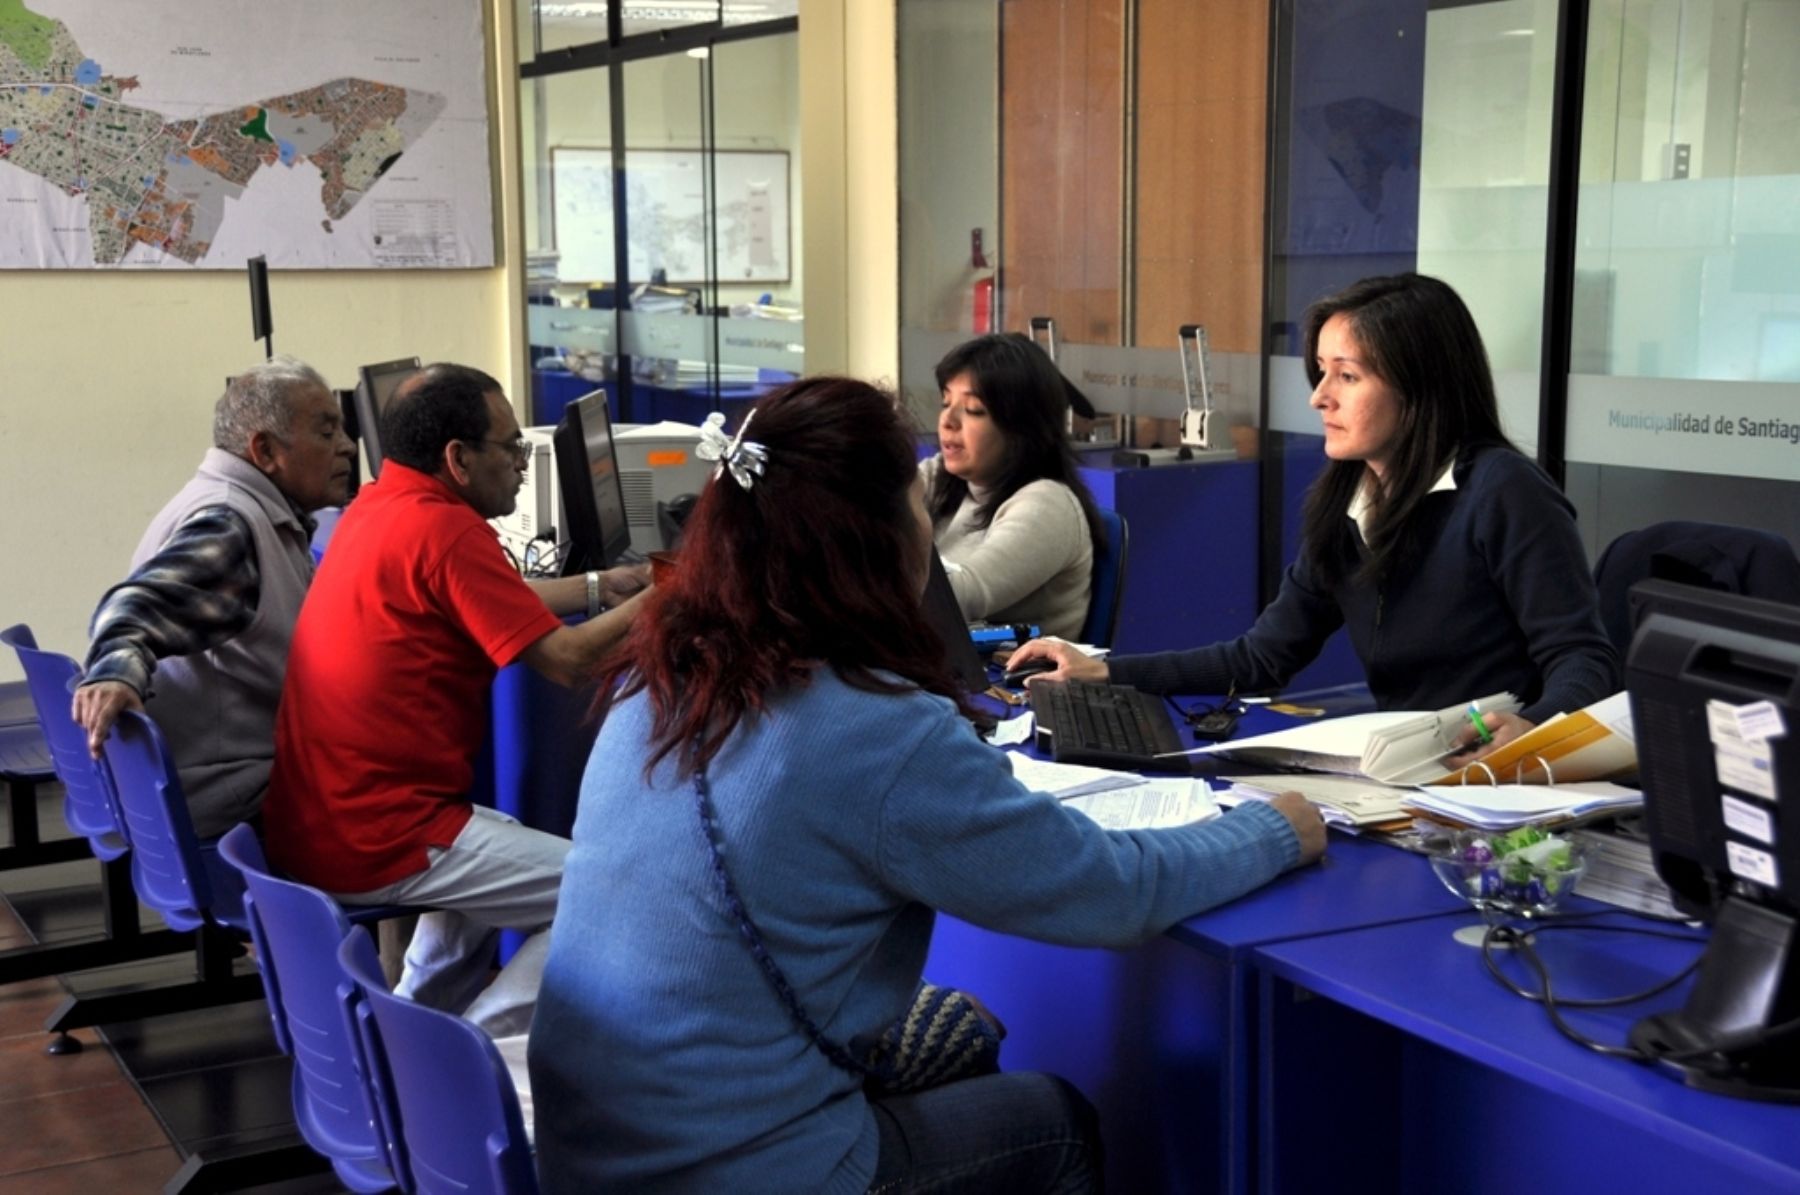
{"left": 696, "top": 409, "right": 769, "bottom": 491}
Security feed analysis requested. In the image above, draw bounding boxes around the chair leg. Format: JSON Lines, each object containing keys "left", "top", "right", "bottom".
{"left": 0, "top": 778, "right": 90, "bottom": 871}
{"left": 161, "top": 1138, "right": 332, "bottom": 1194}
{"left": 44, "top": 970, "right": 266, "bottom": 1036}
{"left": 0, "top": 926, "right": 193, "bottom": 985}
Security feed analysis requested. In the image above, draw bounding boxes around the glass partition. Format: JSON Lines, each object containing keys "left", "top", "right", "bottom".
{"left": 520, "top": 19, "right": 799, "bottom": 429}
{"left": 1564, "top": 0, "right": 1800, "bottom": 552}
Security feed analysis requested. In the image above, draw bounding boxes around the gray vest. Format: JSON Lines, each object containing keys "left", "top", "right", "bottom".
{"left": 135, "top": 448, "right": 315, "bottom": 837}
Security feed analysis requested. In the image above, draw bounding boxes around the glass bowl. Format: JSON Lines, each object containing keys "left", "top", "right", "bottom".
{"left": 1426, "top": 828, "right": 1589, "bottom": 920}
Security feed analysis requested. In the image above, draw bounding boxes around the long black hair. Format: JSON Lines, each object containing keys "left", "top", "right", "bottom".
{"left": 927, "top": 333, "right": 1104, "bottom": 568}
{"left": 1299, "top": 274, "right": 1517, "bottom": 585}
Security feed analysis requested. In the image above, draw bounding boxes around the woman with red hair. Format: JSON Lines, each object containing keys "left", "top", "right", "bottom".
{"left": 528, "top": 376, "right": 1323, "bottom": 1194}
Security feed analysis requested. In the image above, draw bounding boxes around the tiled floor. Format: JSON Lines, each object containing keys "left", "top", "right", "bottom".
{"left": 1, "top": 786, "right": 344, "bottom": 1192}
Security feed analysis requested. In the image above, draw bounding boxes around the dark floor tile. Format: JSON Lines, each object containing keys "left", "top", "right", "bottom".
{"left": 0, "top": 1145, "right": 184, "bottom": 1195}
{"left": 0, "top": 857, "right": 101, "bottom": 897}
{"left": 103, "top": 991, "right": 282, "bottom": 1079}
{"left": 0, "top": 1080, "right": 169, "bottom": 1176}
{"left": 0, "top": 1026, "right": 120, "bottom": 1098}
{"left": 138, "top": 1052, "right": 300, "bottom": 1145}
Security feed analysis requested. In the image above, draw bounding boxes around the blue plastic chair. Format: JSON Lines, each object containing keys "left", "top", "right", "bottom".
{"left": 0, "top": 626, "right": 194, "bottom": 1023}
{"left": 217, "top": 822, "right": 400, "bottom": 1193}
{"left": 1080, "top": 509, "right": 1130, "bottom": 649}
{"left": 338, "top": 928, "right": 538, "bottom": 1195}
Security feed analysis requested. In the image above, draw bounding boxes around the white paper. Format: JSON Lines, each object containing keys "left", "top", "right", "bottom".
{"left": 1721, "top": 794, "right": 1776, "bottom": 844}
{"left": 1407, "top": 781, "right": 1643, "bottom": 830}
{"left": 1727, "top": 841, "right": 1781, "bottom": 887}
{"left": 1587, "top": 691, "right": 1638, "bottom": 743}
{"left": 1062, "top": 780, "right": 1219, "bottom": 830}
{"left": 1707, "top": 699, "right": 1777, "bottom": 800}
{"left": 1006, "top": 753, "right": 1144, "bottom": 799}
{"left": 1191, "top": 711, "right": 1424, "bottom": 762}
{"left": 987, "top": 713, "right": 1036, "bottom": 747}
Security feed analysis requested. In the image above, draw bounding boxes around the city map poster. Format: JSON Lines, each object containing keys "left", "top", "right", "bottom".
{"left": 0, "top": 0, "right": 493, "bottom": 268}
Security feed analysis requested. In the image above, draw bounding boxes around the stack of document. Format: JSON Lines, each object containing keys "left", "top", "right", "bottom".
{"left": 1404, "top": 781, "right": 1643, "bottom": 830}
{"left": 1224, "top": 775, "right": 1416, "bottom": 828}
{"left": 1195, "top": 693, "right": 1520, "bottom": 785}
{"left": 1006, "top": 754, "right": 1219, "bottom": 830}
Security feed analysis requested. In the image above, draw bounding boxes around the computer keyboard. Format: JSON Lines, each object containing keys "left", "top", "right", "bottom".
{"left": 1029, "top": 682, "right": 1192, "bottom": 773}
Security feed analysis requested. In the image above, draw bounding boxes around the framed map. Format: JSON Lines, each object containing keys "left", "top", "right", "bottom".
{"left": 550, "top": 147, "right": 790, "bottom": 285}
{"left": 0, "top": 0, "right": 493, "bottom": 268}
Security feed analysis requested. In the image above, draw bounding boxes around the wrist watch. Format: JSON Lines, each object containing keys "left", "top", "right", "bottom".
{"left": 585, "top": 570, "right": 601, "bottom": 618}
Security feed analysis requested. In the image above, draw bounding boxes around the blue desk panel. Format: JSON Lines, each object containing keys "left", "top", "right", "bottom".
{"left": 1254, "top": 916, "right": 1798, "bottom": 1195}
{"left": 926, "top": 833, "right": 1467, "bottom": 1194}
{"left": 1076, "top": 459, "right": 1260, "bottom": 656}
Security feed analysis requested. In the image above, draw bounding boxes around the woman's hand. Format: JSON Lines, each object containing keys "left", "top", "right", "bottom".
{"left": 1266, "top": 791, "right": 1328, "bottom": 864}
{"left": 1444, "top": 711, "right": 1534, "bottom": 769}
{"left": 1005, "top": 638, "right": 1109, "bottom": 685}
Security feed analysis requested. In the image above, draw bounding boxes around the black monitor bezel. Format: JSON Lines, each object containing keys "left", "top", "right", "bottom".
{"left": 552, "top": 390, "right": 633, "bottom": 576}
{"left": 353, "top": 357, "right": 421, "bottom": 478}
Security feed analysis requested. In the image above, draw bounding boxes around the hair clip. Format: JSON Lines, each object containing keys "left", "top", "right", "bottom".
{"left": 697, "top": 410, "right": 769, "bottom": 491}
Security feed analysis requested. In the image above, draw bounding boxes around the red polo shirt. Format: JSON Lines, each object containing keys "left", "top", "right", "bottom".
{"left": 264, "top": 463, "right": 563, "bottom": 892}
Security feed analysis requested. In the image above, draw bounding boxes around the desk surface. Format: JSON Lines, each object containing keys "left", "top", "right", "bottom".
{"left": 1167, "top": 834, "right": 1468, "bottom": 961}
{"left": 1255, "top": 915, "right": 1800, "bottom": 1190}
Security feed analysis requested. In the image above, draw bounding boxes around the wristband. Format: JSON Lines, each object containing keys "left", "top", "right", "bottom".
{"left": 585, "top": 570, "right": 601, "bottom": 618}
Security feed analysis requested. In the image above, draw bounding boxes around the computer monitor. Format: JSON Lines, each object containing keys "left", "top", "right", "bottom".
{"left": 354, "top": 357, "right": 421, "bottom": 478}
{"left": 920, "top": 547, "right": 990, "bottom": 694}
{"left": 1625, "top": 578, "right": 1800, "bottom": 1100}
{"left": 552, "top": 390, "right": 634, "bottom": 575}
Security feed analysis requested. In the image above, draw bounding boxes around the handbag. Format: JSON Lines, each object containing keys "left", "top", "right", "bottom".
{"left": 693, "top": 773, "right": 1002, "bottom": 1095}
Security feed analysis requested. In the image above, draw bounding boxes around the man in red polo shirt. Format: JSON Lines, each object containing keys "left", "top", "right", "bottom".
{"left": 264, "top": 363, "right": 645, "bottom": 1035}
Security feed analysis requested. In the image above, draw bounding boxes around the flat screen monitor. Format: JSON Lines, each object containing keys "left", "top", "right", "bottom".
{"left": 1625, "top": 578, "right": 1800, "bottom": 1099}
{"left": 920, "top": 547, "right": 990, "bottom": 694}
{"left": 354, "top": 357, "right": 421, "bottom": 478}
{"left": 553, "top": 390, "right": 633, "bottom": 575}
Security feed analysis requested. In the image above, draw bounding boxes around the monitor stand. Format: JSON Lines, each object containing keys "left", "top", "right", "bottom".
{"left": 1629, "top": 895, "right": 1800, "bottom": 1102}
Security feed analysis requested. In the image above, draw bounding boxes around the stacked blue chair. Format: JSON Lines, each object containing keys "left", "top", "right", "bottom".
{"left": 217, "top": 822, "right": 401, "bottom": 1193}
{"left": 102, "top": 712, "right": 324, "bottom": 1192}
{"left": 0, "top": 625, "right": 193, "bottom": 1046}
{"left": 338, "top": 927, "right": 538, "bottom": 1195}
{"left": 0, "top": 636, "right": 80, "bottom": 873}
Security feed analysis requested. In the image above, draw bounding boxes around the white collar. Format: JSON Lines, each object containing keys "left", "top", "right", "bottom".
{"left": 1347, "top": 459, "right": 1458, "bottom": 543}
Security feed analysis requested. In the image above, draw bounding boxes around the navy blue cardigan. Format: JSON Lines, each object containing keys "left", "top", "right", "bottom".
{"left": 1109, "top": 446, "right": 1619, "bottom": 723}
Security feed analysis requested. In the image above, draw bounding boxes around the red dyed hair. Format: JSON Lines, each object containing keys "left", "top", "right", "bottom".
{"left": 590, "top": 376, "right": 972, "bottom": 777}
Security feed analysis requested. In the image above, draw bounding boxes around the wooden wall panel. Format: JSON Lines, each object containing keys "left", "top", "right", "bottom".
{"left": 1133, "top": 0, "right": 1267, "bottom": 352}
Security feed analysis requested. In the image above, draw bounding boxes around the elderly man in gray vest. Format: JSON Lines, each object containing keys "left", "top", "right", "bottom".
{"left": 73, "top": 356, "right": 355, "bottom": 838}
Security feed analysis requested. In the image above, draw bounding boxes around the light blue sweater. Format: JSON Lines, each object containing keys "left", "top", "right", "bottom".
{"left": 529, "top": 669, "right": 1301, "bottom": 1194}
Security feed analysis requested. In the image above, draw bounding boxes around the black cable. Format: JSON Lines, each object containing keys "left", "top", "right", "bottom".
{"left": 1478, "top": 916, "right": 1800, "bottom": 1066}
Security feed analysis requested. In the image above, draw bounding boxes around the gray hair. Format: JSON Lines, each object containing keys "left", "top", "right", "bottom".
{"left": 213, "top": 356, "right": 331, "bottom": 454}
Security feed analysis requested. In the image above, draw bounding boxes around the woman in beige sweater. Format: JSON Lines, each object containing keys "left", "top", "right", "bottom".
{"left": 921, "top": 333, "right": 1103, "bottom": 641}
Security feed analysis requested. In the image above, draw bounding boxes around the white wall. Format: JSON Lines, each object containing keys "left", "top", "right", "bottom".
{"left": 0, "top": 1, "right": 525, "bottom": 681}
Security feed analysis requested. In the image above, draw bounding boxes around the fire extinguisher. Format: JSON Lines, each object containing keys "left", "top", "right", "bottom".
{"left": 972, "top": 274, "right": 995, "bottom": 335}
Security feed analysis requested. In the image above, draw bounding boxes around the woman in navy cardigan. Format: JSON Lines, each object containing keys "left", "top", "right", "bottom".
{"left": 1011, "top": 273, "right": 1619, "bottom": 756}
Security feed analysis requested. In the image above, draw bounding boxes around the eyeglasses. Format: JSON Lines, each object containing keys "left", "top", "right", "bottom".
{"left": 471, "top": 436, "right": 531, "bottom": 460}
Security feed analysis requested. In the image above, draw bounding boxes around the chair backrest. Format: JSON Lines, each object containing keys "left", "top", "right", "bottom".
{"left": 1080, "top": 508, "right": 1130, "bottom": 649}
{"left": 217, "top": 823, "right": 397, "bottom": 1192}
{"left": 339, "top": 930, "right": 538, "bottom": 1195}
{"left": 218, "top": 824, "right": 295, "bottom": 1057}
{"left": 102, "top": 709, "right": 237, "bottom": 931}
{"left": 1594, "top": 521, "right": 1800, "bottom": 659}
{"left": 2, "top": 624, "right": 129, "bottom": 861}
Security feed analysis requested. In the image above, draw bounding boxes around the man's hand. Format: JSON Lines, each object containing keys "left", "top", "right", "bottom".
{"left": 600, "top": 563, "right": 652, "bottom": 606}
{"left": 71, "top": 681, "right": 144, "bottom": 758}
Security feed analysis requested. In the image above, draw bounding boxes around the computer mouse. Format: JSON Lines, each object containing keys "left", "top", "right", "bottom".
{"left": 1002, "top": 658, "right": 1058, "bottom": 687}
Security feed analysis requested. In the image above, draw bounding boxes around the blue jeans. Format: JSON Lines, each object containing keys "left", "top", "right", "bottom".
{"left": 866, "top": 1071, "right": 1103, "bottom": 1193}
